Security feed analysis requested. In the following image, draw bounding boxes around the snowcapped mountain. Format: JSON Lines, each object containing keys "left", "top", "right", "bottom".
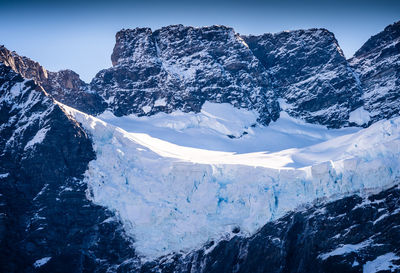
{"left": 1, "top": 21, "right": 400, "bottom": 272}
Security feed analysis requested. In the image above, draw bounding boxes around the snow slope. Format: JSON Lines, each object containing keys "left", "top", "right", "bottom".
{"left": 97, "top": 102, "right": 360, "bottom": 155}
{"left": 62, "top": 102, "right": 400, "bottom": 260}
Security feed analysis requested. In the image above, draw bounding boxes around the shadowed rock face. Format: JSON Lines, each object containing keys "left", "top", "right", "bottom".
{"left": 91, "top": 25, "right": 280, "bottom": 125}
{"left": 0, "top": 64, "right": 137, "bottom": 273}
{"left": 0, "top": 46, "right": 106, "bottom": 115}
{"left": 350, "top": 21, "right": 400, "bottom": 123}
{"left": 243, "top": 29, "right": 363, "bottom": 128}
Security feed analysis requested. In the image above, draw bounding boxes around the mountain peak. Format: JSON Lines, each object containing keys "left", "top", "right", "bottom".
{"left": 99, "top": 24, "right": 363, "bottom": 127}
{"left": 242, "top": 27, "right": 361, "bottom": 127}
{"left": 0, "top": 45, "right": 49, "bottom": 82}
{"left": 2, "top": 20, "right": 400, "bottom": 272}
{"left": 95, "top": 23, "right": 280, "bottom": 124}
{"left": 111, "top": 24, "right": 237, "bottom": 67}
{"left": 354, "top": 20, "right": 400, "bottom": 57}
{"left": 0, "top": 46, "right": 105, "bottom": 115}
{"left": 350, "top": 20, "right": 400, "bottom": 123}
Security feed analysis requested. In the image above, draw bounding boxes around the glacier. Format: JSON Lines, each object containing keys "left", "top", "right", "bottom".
{"left": 62, "top": 102, "right": 400, "bottom": 260}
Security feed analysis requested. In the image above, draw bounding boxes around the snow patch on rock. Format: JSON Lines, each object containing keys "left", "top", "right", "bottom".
{"left": 142, "top": 105, "right": 151, "bottom": 114}
{"left": 277, "top": 98, "right": 294, "bottom": 111}
{"left": 33, "top": 257, "right": 51, "bottom": 268}
{"left": 363, "top": 252, "right": 400, "bottom": 273}
{"left": 349, "top": 107, "right": 371, "bottom": 126}
{"left": 319, "top": 239, "right": 372, "bottom": 260}
{"left": 0, "top": 173, "right": 9, "bottom": 179}
{"left": 24, "top": 127, "right": 50, "bottom": 150}
{"left": 154, "top": 98, "right": 167, "bottom": 107}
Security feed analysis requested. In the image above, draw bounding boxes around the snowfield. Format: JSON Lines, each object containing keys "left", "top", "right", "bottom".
{"left": 97, "top": 102, "right": 360, "bottom": 155}
{"left": 62, "top": 102, "right": 400, "bottom": 260}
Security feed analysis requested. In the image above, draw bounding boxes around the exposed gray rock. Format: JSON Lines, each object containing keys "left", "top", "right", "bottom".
{"left": 350, "top": 21, "right": 400, "bottom": 123}
{"left": 43, "top": 69, "right": 106, "bottom": 115}
{"left": 91, "top": 25, "right": 280, "bottom": 125}
{"left": 0, "top": 45, "right": 48, "bottom": 82}
{"left": 92, "top": 25, "right": 367, "bottom": 128}
{"left": 3, "top": 22, "right": 398, "bottom": 130}
{"left": 243, "top": 29, "right": 363, "bottom": 128}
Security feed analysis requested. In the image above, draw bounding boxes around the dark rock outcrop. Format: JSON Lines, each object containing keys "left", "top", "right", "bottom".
{"left": 350, "top": 21, "right": 400, "bottom": 123}
{"left": 91, "top": 25, "right": 280, "bottom": 125}
{"left": 0, "top": 64, "right": 137, "bottom": 272}
{"left": 0, "top": 46, "right": 106, "bottom": 115}
{"left": 243, "top": 29, "right": 363, "bottom": 128}
{"left": 43, "top": 69, "right": 107, "bottom": 115}
{"left": 91, "top": 25, "right": 367, "bottom": 128}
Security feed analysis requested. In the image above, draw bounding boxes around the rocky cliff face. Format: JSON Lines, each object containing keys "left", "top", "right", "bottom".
{"left": 91, "top": 25, "right": 280, "bottom": 125}
{"left": 43, "top": 69, "right": 106, "bottom": 115}
{"left": 0, "top": 45, "right": 48, "bottom": 82}
{"left": 243, "top": 29, "right": 363, "bottom": 128}
{"left": 3, "top": 23, "right": 398, "bottom": 129}
{"left": 0, "top": 46, "right": 106, "bottom": 115}
{"left": 350, "top": 21, "right": 400, "bottom": 123}
{"left": 0, "top": 64, "right": 137, "bottom": 272}
{"left": 91, "top": 25, "right": 368, "bottom": 128}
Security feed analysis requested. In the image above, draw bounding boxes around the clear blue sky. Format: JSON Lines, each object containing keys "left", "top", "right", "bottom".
{"left": 0, "top": 0, "right": 399, "bottom": 82}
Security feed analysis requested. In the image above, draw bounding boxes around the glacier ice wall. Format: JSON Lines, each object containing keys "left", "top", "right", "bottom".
{"left": 64, "top": 104, "right": 400, "bottom": 259}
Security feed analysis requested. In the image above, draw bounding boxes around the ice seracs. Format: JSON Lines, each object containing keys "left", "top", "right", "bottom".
{"left": 62, "top": 101, "right": 400, "bottom": 260}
